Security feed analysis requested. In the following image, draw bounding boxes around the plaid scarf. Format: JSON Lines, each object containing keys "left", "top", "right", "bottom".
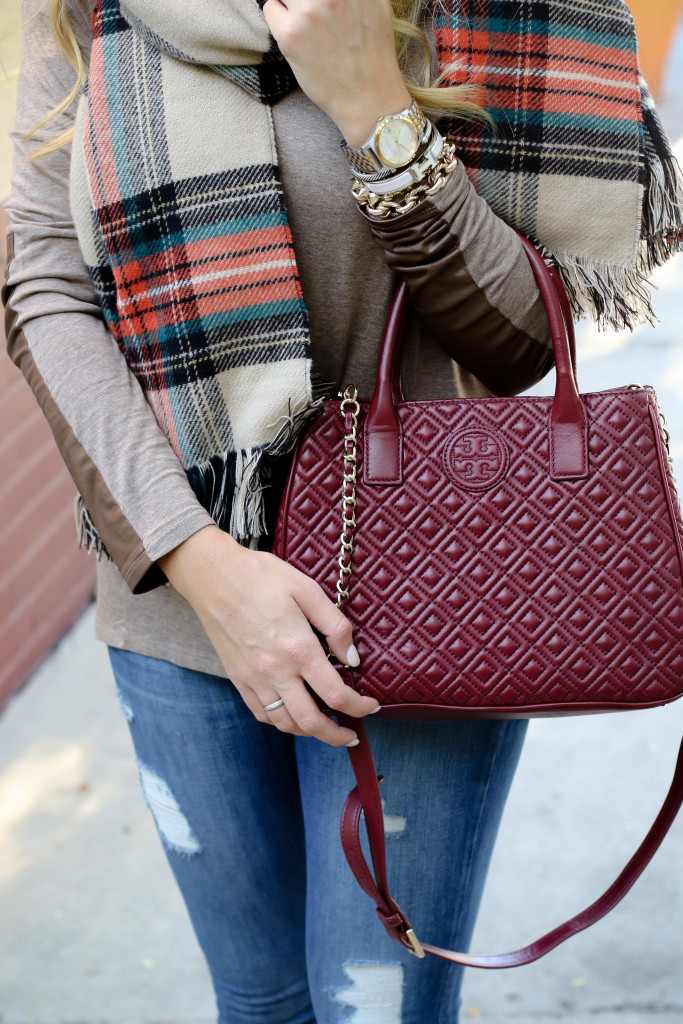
{"left": 434, "top": 0, "right": 683, "bottom": 329}
{"left": 74, "top": 0, "right": 683, "bottom": 556}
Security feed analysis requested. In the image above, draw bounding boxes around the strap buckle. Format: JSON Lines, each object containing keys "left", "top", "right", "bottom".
{"left": 404, "top": 928, "right": 426, "bottom": 958}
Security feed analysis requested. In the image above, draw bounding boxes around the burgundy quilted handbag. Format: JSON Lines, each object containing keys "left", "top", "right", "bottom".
{"left": 272, "top": 236, "right": 683, "bottom": 966}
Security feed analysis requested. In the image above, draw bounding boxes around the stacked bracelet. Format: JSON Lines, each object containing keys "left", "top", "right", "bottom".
{"left": 353, "top": 140, "right": 459, "bottom": 219}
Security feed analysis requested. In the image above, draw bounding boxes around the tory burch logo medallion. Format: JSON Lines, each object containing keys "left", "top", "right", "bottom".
{"left": 443, "top": 429, "right": 509, "bottom": 491}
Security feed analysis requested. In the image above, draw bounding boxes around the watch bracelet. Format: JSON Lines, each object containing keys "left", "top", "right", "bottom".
{"left": 353, "top": 128, "right": 443, "bottom": 194}
{"left": 352, "top": 121, "right": 436, "bottom": 185}
{"left": 341, "top": 98, "right": 430, "bottom": 175}
{"left": 352, "top": 141, "right": 458, "bottom": 219}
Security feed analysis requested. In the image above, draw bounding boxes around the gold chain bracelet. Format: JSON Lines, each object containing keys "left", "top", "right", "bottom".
{"left": 352, "top": 142, "right": 459, "bottom": 220}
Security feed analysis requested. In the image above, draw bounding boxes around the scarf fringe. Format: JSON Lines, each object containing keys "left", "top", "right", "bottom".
{"left": 640, "top": 151, "right": 683, "bottom": 277}
{"left": 75, "top": 495, "right": 110, "bottom": 560}
{"left": 182, "top": 446, "right": 271, "bottom": 547}
{"left": 550, "top": 253, "right": 658, "bottom": 333}
{"left": 546, "top": 137, "right": 683, "bottom": 332}
{"left": 188, "top": 397, "right": 324, "bottom": 547}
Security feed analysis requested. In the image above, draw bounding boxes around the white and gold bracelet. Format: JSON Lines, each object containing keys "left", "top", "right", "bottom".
{"left": 353, "top": 140, "right": 459, "bottom": 219}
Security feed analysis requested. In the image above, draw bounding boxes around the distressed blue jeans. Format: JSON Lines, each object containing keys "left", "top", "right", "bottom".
{"left": 108, "top": 646, "right": 527, "bottom": 1024}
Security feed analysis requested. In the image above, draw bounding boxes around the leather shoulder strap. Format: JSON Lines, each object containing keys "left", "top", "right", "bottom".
{"left": 337, "top": 713, "right": 683, "bottom": 967}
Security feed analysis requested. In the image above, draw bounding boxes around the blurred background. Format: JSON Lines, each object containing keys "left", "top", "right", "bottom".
{"left": 1, "top": 0, "right": 95, "bottom": 710}
{"left": 1, "top": 3, "right": 683, "bottom": 1024}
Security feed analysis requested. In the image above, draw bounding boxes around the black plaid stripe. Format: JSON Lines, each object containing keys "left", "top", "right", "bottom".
{"left": 89, "top": 167, "right": 310, "bottom": 390}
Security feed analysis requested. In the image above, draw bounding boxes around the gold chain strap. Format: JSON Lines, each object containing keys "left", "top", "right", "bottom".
{"left": 333, "top": 384, "right": 679, "bottom": 617}
{"left": 627, "top": 383, "right": 677, "bottom": 481}
{"left": 334, "top": 385, "right": 360, "bottom": 609}
{"left": 352, "top": 142, "right": 459, "bottom": 220}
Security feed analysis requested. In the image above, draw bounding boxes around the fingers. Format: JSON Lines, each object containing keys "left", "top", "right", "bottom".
{"left": 294, "top": 575, "right": 360, "bottom": 668}
{"left": 290, "top": 574, "right": 380, "bottom": 718}
{"left": 263, "top": 704, "right": 305, "bottom": 738}
{"left": 261, "top": 0, "right": 287, "bottom": 34}
{"left": 306, "top": 657, "right": 379, "bottom": 720}
{"left": 241, "top": 684, "right": 308, "bottom": 737}
{"left": 239, "top": 687, "right": 273, "bottom": 725}
{"left": 188, "top": 542, "right": 379, "bottom": 745}
{"left": 269, "top": 703, "right": 359, "bottom": 747}
{"left": 245, "top": 628, "right": 377, "bottom": 742}
{"left": 258, "top": 685, "right": 360, "bottom": 746}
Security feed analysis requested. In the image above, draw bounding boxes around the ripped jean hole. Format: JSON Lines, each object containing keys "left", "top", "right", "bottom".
{"left": 116, "top": 689, "right": 134, "bottom": 722}
{"left": 333, "top": 962, "right": 404, "bottom": 1024}
{"left": 138, "top": 763, "right": 201, "bottom": 856}
{"left": 381, "top": 799, "right": 406, "bottom": 837}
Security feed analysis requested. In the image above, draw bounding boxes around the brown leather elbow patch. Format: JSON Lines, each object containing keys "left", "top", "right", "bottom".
{"left": 3, "top": 231, "right": 164, "bottom": 595}
{"left": 362, "top": 199, "right": 554, "bottom": 395}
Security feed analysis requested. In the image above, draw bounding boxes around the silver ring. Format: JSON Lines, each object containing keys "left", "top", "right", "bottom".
{"left": 263, "top": 698, "right": 285, "bottom": 712}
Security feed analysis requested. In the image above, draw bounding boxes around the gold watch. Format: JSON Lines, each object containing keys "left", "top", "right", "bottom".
{"left": 341, "top": 99, "right": 431, "bottom": 175}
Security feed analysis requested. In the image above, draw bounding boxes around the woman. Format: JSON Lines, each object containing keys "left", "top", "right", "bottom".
{"left": 5, "top": 1, "right": 677, "bottom": 1021}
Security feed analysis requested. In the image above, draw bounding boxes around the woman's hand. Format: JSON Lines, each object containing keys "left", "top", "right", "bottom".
{"left": 159, "top": 525, "right": 380, "bottom": 746}
{"left": 262, "top": 0, "right": 412, "bottom": 147}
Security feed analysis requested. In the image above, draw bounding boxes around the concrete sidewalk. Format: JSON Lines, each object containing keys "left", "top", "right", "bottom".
{"left": 3, "top": 37, "right": 683, "bottom": 1024}
{"left": 0, "top": 607, "right": 215, "bottom": 1024}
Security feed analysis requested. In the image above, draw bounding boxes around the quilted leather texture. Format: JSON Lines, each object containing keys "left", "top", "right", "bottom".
{"left": 274, "top": 386, "right": 683, "bottom": 715}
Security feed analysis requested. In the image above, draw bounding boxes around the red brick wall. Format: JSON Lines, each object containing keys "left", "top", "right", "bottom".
{"left": 0, "top": 204, "right": 96, "bottom": 706}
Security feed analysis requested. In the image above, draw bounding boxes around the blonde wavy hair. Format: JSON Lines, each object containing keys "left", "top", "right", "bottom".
{"left": 31, "top": 0, "right": 484, "bottom": 158}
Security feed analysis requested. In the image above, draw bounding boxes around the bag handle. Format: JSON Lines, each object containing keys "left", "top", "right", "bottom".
{"left": 364, "top": 235, "right": 588, "bottom": 486}
{"left": 337, "top": 713, "right": 683, "bottom": 967}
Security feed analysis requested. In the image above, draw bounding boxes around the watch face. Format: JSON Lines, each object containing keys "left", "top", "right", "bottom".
{"left": 376, "top": 117, "right": 420, "bottom": 168}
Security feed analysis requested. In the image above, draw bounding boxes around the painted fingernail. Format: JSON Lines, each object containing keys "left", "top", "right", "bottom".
{"left": 345, "top": 737, "right": 360, "bottom": 747}
{"left": 369, "top": 705, "right": 382, "bottom": 714}
{"left": 346, "top": 644, "right": 360, "bottom": 668}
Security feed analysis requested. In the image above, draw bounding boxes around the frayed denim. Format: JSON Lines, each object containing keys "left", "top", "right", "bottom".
{"left": 109, "top": 646, "right": 527, "bottom": 1024}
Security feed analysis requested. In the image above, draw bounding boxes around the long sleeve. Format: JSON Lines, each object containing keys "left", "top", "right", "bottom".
{"left": 358, "top": 157, "right": 555, "bottom": 397}
{"left": 2, "top": 0, "right": 214, "bottom": 594}
{"left": 270, "top": 86, "right": 554, "bottom": 402}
